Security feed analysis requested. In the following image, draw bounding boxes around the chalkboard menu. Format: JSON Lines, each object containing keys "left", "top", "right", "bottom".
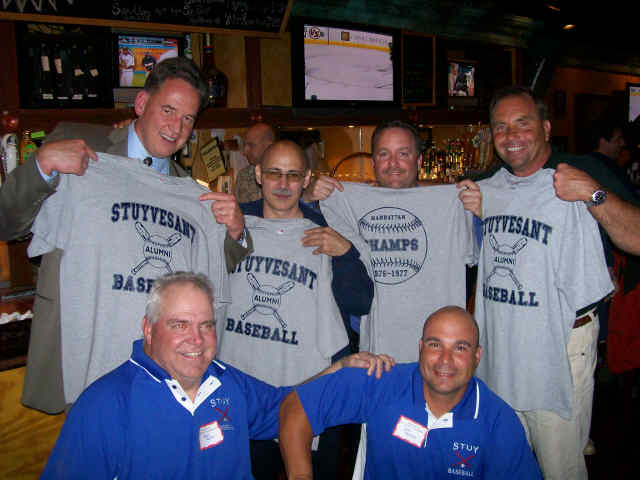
{"left": 0, "top": 0, "right": 291, "bottom": 34}
{"left": 402, "top": 32, "right": 435, "bottom": 106}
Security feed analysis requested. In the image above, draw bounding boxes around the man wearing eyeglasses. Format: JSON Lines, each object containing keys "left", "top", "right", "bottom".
{"left": 210, "top": 140, "right": 374, "bottom": 480}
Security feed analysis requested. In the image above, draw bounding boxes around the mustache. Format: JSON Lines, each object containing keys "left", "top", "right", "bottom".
{"left": 272, "top": 188, "right": 293, "bottom": 196}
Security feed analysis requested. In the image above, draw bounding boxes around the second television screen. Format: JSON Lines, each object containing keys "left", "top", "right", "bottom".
{"left": 117, "top": 35, "right": 179, "bottom": 88}
{"left": 303, "top": 24, "right": 394, "bottom": 102}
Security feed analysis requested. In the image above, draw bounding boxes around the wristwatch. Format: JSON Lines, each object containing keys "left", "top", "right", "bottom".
{"left": 585, "top": 189, "right": 607, "bottom": 207}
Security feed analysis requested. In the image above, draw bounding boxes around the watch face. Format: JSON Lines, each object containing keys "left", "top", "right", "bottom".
{"left": 592, "top": 190, "right": 607, "bottom": 205}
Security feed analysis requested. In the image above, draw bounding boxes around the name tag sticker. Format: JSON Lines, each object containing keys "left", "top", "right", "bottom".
{"left": 199, "top": 420, "right": 224, "bottom": 450}
{"left": 392, "top": 415, "right": 428, "bottom": 448}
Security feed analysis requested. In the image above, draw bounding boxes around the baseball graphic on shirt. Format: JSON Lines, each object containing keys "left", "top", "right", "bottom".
{"left": 358, "top": 207, "right": 428, "bottom": 285}
{"left": 132, "top": 221, "right": 182, "bottom": 274}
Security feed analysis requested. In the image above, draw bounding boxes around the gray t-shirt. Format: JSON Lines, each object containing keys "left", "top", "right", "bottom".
{"left": 475, "top": 167, "right": 613, "bottom": 419}
{"left": 321, "top": 183, "right": 476, "bottom": 362}
{"left": 217, "top": 216, "right": 347, "bottom": 386}
{"left": 28, "top": 153, "right": 229, "bottom": 402}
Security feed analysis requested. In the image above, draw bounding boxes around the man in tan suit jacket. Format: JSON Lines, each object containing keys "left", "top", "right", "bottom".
{"left": 0, "top": 57, "right": 251, "bottom": 413}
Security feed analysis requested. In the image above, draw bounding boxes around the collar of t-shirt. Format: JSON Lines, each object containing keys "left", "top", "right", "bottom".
{"left": 128, "top": 121, "right": 170, "bottom": 175}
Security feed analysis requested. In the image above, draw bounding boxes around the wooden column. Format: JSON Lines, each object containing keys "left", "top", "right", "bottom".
{"left": 245, "top": 37, "right": 262, "bottom": 110}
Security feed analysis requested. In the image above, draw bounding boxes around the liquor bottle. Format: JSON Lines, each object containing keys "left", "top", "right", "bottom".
{"left": 70, "top": 44, "right": 85, "bottom": 102}
{"left": 20, "top": 130, "right": 37, "bottom": 166}
{"left": 39, "top": 43, "right": 54, "bottom": 102}
{"left": 202, "top": 33, "right": 228, "bottom": 108}
{"left": 53, "top": 43, "right": 71, "bottom": 103}
{"left": 84, "top": 45, "right": 100, "bottom": 100}
{"left": 1, "top": 132, "right": 18, "bottom": 181}
{"left": 30, "top": 130, "right": 46, "bottom": 148}
{"left": 184, "top": 33, "right": 193, "bottom": 60}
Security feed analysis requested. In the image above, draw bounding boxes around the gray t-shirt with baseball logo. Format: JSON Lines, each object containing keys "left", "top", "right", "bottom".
{"left": 475, "top": 167, "right": 613, "bottom": 418}
{"left": 321, "top": 183, "right": 477, "bottom": 362}
{"left": 28, "top": 153, "right": 229, "bottom": 403}
{"left": 216, "top": 216, "right": 348, "bottom": 386}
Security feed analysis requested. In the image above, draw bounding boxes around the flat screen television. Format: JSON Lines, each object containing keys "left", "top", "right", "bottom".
{"left": 115, "top": 33, "right": 181, "bottom": 88}
{"left": 290, "top": 17, "right": 401, "bottom": 108}
{"left": 627, "top": 82, "right": 640, "bottom": 122}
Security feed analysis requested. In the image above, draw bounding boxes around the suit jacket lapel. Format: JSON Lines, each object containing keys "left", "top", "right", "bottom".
{"left": 106, "top": 127, "right": 128, "bottom": 156}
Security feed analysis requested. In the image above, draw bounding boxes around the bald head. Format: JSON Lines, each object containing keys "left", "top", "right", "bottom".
{"left": 243, "top": 123, "right": 276, "bottom": 166}
{"left": 422, "top": 306, "right": 479, "bottom": 348}
{"left": 261, "top": 140, "right": 309, "bottom": 171}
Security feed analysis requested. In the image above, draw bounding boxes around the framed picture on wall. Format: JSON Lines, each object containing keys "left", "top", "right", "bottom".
{"left": 448, "top": 59, "right": 476, "bottom": 97}
{"left": 627, "top": 82, "right": 640, "bottom": 122}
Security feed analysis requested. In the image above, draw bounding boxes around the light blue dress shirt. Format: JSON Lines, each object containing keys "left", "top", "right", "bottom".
{"left": 37, "top": 121, "right": 170, "bottom": 182}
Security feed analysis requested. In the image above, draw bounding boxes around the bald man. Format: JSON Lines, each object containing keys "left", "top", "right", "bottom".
{"left": 235, "top": 123, "right": 276, "bottom": 203}
{"left": 279, "top": 306, "right": 541, "bottom": 480}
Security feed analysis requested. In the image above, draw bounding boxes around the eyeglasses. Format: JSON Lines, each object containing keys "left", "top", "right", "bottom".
{"left": 261, "top": 169, "right": 307, "bottom": 183}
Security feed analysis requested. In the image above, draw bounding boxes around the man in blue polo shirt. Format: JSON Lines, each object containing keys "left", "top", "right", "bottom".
{"left": 279, "top": 306, "right": 542, "bottom": 479}
{"left": 41, "top": 272, "right": 392, "bottom": 480}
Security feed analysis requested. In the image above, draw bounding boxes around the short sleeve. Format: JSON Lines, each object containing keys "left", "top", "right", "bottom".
{"left": 237, "top": 369, "right": 292, "bottom": 440}
{"left": 28, "top": 172, "right": 74, "bottom": 257}
{"left": 483, "top": 407, "right": 542, "bottom": 479}
{"left": 554, "top": 202, "right": 613, "bottom": 311}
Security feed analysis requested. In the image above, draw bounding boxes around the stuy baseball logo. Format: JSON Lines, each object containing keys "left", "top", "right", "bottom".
{"left": 131, "top": 221, "right": 182, "bottom": 274}
{"left": 241, "top": 273, "right": 295, "bottom": 327}
{"left": 358, "top": 207, "right": 428, "bottom": 285}
{"left": 485, "top": 234, "right": 528, "bottom": 290}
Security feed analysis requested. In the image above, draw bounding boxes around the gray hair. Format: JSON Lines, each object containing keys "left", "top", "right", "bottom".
{"left": 145, "top": 272, "right": 214, "bottom": 324}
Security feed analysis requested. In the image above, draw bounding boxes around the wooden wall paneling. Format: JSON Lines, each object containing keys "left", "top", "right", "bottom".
{"left": 245, "top": 37, "right": 262, "bottom": 110}
{"left": 546, "top": 67, "right": 640, "bottom": 153}
{"left": 214, "top": 34, "right": 247, "bottom": 109}
{"left": 0, "top": 243, "right": 10, "bottom": 284}
{"left": 260, "top": 33, "right": 292, "bottom": 107}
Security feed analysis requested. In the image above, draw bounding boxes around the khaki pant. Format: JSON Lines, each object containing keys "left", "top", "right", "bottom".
{"left": 516, "top": 316, "right": 598, "bottom": 480}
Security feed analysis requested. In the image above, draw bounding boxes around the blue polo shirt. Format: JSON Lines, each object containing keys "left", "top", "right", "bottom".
{"left": 42, "top": 340, "right": 291, "bottom": 479}
{"left": 296, "top": 363, "right": 541, "bottom": 479}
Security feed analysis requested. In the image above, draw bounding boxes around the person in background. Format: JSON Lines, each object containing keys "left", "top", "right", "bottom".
{"left": 0, "top": 57, "right": 250, "bottom": 414}
{"left": 41, "top": 271, "right": 393, "bottom": 480}
{"left": 279, "top": 306, "right": 542, "bottom": 480}
{"left": 235, "top": 122, "right": 276, "bottom": 203}
{"left": 119, "top": 47, "right": 135, "bottom": 87}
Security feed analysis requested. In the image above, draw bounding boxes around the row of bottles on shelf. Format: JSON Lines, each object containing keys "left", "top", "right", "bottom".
{"left": 418, "top": 126, "right": 493, "bottom": 183}
{"left": 1, "top": 118, "right": 46, "bottom": 185}
{"left": 30, "top": 42, "right": 103, "bottom": 106}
